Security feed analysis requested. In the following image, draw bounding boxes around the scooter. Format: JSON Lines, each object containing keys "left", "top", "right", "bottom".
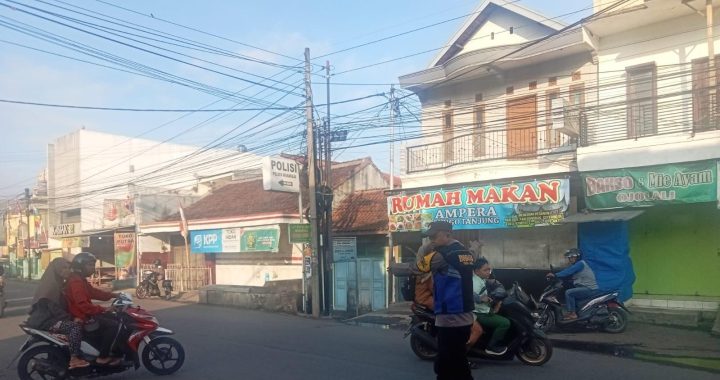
{"left": 136, "top": 270, "right": 173, "bottom": 300}
{"left": 406, "top": 286, "right": 553, "bottom": 366}
{"left": 12, "top": 293, "right": 185, "bottom": 379}
{"left": 534, "top": 276, "right": 629, "bottom": 333}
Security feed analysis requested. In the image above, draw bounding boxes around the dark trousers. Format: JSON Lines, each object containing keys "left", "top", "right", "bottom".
{"left": 94, "top": 314, "right": 122, "bottom": 357}
{"left": 434, "top": 325, "right": 473, "bottom": 380}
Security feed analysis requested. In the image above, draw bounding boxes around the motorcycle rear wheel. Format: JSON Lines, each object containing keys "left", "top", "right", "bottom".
{"left": 409, "top": 323, "right": 437, "bottom": 361}
{"left": 142, "top": 336, "right": 185, "bottom": 375}
{"left": 535, "top": 308, "right": 556, "bottom": 333}
{"left": 602, "top": 307, "right": 629, "bottom": 333}
{"left": 135, "top": 286, "right": 148, "bottom": 299}
{"left": 17, "top": 345, "right": 69, "bottom": 380}
{"left": 515, "top": 337, "right": 553, "bottom": 366}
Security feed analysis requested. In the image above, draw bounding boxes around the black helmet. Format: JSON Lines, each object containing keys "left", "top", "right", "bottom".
{"left": 71, "top": 252, "right": 97, "bottom": 277}
{"left": 564, "top": 248, "right": 581, "bottom": 260}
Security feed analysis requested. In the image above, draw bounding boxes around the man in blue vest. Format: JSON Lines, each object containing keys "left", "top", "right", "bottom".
{"left": 389, "top": 221, "right": 475, "bottom": 380}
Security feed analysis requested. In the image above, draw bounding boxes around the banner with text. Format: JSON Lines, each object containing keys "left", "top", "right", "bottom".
{"left": 582, "top": 161, "right": 718, "bottom": 210}
{"left": 114, "top": 232, "right": 136, "bottom": 277}
{"left": 387, "top": 179, "right": 570, "bottom": 231}
{"left": 191, "top": 227, "right": 280, "bottom": 253}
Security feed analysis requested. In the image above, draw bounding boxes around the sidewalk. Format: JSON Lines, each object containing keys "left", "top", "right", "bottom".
{"left": 344, "top": 302, "right": 720, "bottom": 372}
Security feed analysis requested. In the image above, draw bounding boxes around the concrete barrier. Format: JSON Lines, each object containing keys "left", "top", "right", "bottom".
{"left": 198, "top": 279, "right": 302, "bottom": 314}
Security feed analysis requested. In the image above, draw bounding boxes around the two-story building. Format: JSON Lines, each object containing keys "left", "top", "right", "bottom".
{"left": 578, "top": 0, "right": 720, "bottom": 314}
{"left": 395, "top": 0, "right": 598, "bottom": 287}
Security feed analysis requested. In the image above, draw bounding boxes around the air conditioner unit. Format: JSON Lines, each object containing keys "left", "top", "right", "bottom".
{"left": 550, "top": 98, "right": 580, "bottom": 137}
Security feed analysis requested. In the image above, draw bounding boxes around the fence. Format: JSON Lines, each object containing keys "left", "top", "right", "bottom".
{"left": 141, "top": 264, "right": 212, "bottom": 292}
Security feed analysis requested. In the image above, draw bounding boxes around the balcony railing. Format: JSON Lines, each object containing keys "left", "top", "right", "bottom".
{"left": 406, "top": 125, "right": 575, "bottom": 173}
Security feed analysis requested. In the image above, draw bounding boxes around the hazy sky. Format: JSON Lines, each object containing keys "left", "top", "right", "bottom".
{"left": 0, "top": 0, "right": 592, "bottom": 197}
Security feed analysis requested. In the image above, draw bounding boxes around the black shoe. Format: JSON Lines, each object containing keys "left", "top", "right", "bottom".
{"left": 485, "top": 346, "right": 508, "bottom": 356}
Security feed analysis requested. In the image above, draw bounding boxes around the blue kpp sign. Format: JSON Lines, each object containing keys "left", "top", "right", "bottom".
{"left": 190, "top": 229, "right": 222, "bottom": 253}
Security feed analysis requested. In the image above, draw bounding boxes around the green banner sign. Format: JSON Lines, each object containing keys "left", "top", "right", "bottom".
{"left": 582, "top": 161, "right": 718, "bottom": 210}
{"left": 240, "top": 228, "right": 279, "bottom": 252}
{"left": 288, "top": 224, "right": 311, "bottom": 244}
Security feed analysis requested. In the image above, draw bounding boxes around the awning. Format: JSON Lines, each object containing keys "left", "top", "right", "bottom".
{"left": 561, "top": 210, "right": 644, "bottom": 223}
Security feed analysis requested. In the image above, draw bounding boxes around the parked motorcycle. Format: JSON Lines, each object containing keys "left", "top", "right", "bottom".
{"left": 534, "top": 276, "right": 629, "bottom": 333}
{"left": 136, "top": 270, "right": 173, "bottom": 300}
{"left": 13, "top": 293, "right": 185, "bottom": 379}
{"left": 406, "top": 286, "right": 553, "bottom": 366}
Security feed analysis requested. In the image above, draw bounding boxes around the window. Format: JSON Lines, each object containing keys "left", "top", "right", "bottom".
{"left": 443, "top": 111, "right": 454, "bottom": 163}
{"left": 691, "top": 56, "right": 720, "bottom": 131}
{"left": 545, "top": 90, "right": 561, "bottom": 148}
{"left": 473, "top": 105, "right": 485, "bottom": 157}
{"left": 626, "top": 64, "right": 657, "bottom": 138}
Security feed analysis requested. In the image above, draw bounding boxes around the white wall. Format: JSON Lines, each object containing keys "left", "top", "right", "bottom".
{"left": 460, "top": 6, "right": 553, "bottom": 54}
{"left": 48, "top": 129, "right": 259, "bottom": 231}
{"left": 216, "top": 264, "right": 302, "bottom": 286}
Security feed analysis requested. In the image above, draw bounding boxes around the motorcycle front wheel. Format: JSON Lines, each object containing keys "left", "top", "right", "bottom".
{"left": 602, "top": 307, "right": 629, "bottom": 333}
{"left": 142, "top": 336, "right": 185, "bottom": 375}
{"left": 135, "top": 285, "right": 148, "bottom": 299}
{"left": 17, "top": 345, "right": 69, "bottom": 380}
{"left": 516, "top": 337, "right": 553, "bottom": 366}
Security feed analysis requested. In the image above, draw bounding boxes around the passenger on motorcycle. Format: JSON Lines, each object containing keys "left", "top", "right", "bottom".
{"left": 472, "top": 257, "right": 510, "bottom": 356}
{"left": 546, "top": 249, "right": 599, "bottom": 320}
{"left": 25, "top": 258, "right": 90, "bottom": 369}
{"left": 65, "top": 252, "right": 123, "bottom": 366}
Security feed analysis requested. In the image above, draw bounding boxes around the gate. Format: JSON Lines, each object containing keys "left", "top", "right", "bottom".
{"left": 333, "top": 258, "right": 385, "bottom": 313}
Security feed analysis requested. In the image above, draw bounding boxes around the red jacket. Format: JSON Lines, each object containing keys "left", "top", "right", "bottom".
{"left": 65, "top": 274, "right": 113, "bottom": 321}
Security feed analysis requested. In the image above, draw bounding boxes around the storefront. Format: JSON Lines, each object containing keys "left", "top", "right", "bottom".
{"left": 581, "top": 160, "right": 720, "bottom": 303}
{"left": 388, "top": 178, "right": 578, "bottom": 295}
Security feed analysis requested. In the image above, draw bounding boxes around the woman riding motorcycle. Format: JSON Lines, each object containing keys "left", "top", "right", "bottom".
{"left": 26, "top": 258, "right": 90, "bottom": 369}
{"left": 65, "top": 252, "right": 122, "bottom": 366}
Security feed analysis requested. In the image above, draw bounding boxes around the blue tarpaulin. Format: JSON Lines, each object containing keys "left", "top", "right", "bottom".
{"left": 578, "top": 221, "right": 636, "bottom": 302}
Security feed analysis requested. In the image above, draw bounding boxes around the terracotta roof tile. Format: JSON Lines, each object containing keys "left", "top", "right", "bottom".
{"left": 332, "top": 189, "right": 388, "bottom": 234}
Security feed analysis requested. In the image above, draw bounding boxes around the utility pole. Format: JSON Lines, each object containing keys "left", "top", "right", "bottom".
{"left": 387, "top": 86, "right": 396, "bottom": 306}
{"left": 305, "top": 48, "right": 321, "bottom": 318}
{"left": 24, "top": 188, "right": 31, "bottom": 280}
{"left": 323, "top": 61, "right": 333, "bottom": 315}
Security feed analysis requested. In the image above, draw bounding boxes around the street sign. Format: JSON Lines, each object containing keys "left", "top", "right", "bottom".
{"left": 288, "top": 224, "right": 311, "bottom": 244}
{"left": 262, "top": 156, "right": 301, "bottom": 193}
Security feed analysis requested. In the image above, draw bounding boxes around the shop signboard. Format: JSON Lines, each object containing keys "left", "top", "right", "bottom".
{"left": 332, "top": 237, "right": 356, "bottom": 262}
{"left": 582, "top": 161, "right": 718, "bottom": 210}
{"left": 114, "top": 232, "right": 136, "bottom": 278}
{"left": 61, "top": 236, "right": 90, "bottom": 249}
{"left": 387, "top": 179, "right": 570, "bottom": 231}
{"left": 103, "top": 198, "right": 135, "bottom": 227}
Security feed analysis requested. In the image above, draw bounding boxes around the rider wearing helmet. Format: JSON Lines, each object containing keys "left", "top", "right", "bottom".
{"left": 65, "top": 252, "right": 123, "bottom": 366}
{"left": 547, "top": 249, "right": 599, "bottom": 320}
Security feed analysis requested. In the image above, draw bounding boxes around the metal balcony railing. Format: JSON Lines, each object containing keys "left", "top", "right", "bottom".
{"left": 405, "top": 125, "right": 576, "bottom": 173}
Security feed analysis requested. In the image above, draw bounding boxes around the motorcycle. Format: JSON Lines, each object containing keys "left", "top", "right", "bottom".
{"left": 534, "top": 276, "right": 629, "bottom": 333}
{"left": 13, "top": 293, "right": 185, "bottom": 379}
{"left": 136, "top": 270, "right": 173, "bottom": 300}
{"left": 405, "top": 285, "right": 553, "bottom": 366}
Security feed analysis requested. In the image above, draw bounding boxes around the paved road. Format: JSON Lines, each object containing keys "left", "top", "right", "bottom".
{"left": 0, "top": 279, "right": 717, "bottom": 380}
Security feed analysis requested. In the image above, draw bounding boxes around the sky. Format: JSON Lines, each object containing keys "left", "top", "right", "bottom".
{"left": 0, "top": 0, "right": 592, "bottom": 198}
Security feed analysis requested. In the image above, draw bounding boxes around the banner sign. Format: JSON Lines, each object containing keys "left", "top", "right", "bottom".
{"left": 103, "top": 198, "right": 135, "bottom": 228}
{"left": 582, "top": 161, "right": 717, "bottom": 210}
{"left": 332, "top": 237, "right": 357, "bottom": 262}
{"left": 191, "top": 227, "right": 280, "bottom": 253}
{"left": 61, "top": 236, "right": 90, "bottom": 249}
{"left": 240, "top": 228, "right": 279, "bottom": 252}
{"left": 114, "top": 233, "right": 136, "bottom": 278}
{"left": 288, "top": 224, "right": 311, "bottom": 244}
{"left": 51, "top": 223, "right": 80, "bottom": 238}
{"left": 190, "top": 229, "right": 222, "bottom": 253}
{"left": 387, "top": 179, "right": 570, "bottom": 231}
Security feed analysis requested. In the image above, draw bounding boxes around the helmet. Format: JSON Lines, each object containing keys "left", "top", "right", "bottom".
{"left": 71, "top": 252, "right": 97, "bottom": 277}
{"left": 564, "top": 248, "right": 581, "bottom": 260}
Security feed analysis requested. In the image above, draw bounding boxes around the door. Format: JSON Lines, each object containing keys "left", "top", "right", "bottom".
{"left": 333, "top": 262, "right": 349, "bottom": 311}
{"left": 334, "top": 259, "right": 385, "bottom": 313}
{"left": 506, "top": 95, "right": 537, "bottom": 158}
